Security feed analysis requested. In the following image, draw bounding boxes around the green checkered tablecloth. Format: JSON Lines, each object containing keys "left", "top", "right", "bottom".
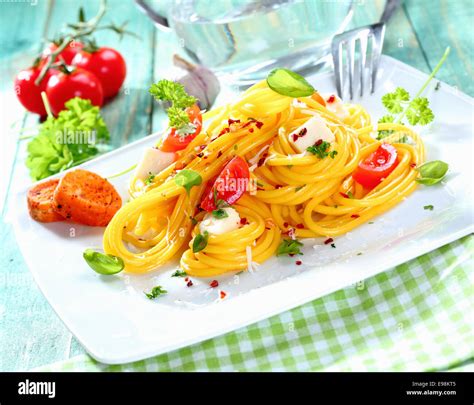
{"left": 35, "top": 235, "right": 473, "bottom": 372}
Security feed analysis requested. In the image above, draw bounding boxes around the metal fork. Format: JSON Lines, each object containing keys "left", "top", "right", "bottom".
{"left": 331, "top": 0, "right": 401, "bottom": 99}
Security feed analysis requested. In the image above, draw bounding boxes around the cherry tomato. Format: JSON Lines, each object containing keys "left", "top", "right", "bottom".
{"left": 42, "top": 40, "right": 84, "bottom": 65}
{"left": 45, "top": 68, "right": 103, "bottom": 115}
{"left": 160, "top": 105, "right": 203, "bottom": 152}
{"left": 200, "top": 156, "right": 250, "bottom": 211}
{"left": 72, "top": 47, "right": 126, "bottom": 99}
{"left": 353, "top": 143, "right": 399, "bottom": 190}
{"left": 14, "top": 67, "right": 57, "bottom": 116}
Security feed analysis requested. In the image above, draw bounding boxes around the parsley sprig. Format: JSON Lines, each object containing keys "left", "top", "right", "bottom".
{"left": 377, "top": 47, "right": 450, "bottom": 139}
{"left": 26, "top": 97, "right": 109, "bottom": 181}
{"left": 277, "top": 239, "right": 304, "bottom": 256}
{"left": 306, "top": 141, "right": 338, "bottom": 159}
{"left": 144, "top": 286, "right": 167, "bottom": 300}
{"left": 149, "top": 79, "right": 196, "bottom": 130}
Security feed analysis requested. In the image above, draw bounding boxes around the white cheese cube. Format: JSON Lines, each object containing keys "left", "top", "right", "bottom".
{"left": 199, "top": 207, "right": 241, "bottom": 235}
{"left": 323, "top": 93, "right": 349, "bottom": 120}
{"left": 135, "top": 147, "right": 176, "bottom": 181}
{"left": 288, "top": 116, "right": 335, "bottom": 153}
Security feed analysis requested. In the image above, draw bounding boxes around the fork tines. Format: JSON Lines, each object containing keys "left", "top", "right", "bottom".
{"left": 331, "top": 22, "right": 386, "bottom": 100}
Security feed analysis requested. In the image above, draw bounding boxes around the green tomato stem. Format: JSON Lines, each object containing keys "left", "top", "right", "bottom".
{"left": 34, "top": 0, "right": 108, "bottom": 86}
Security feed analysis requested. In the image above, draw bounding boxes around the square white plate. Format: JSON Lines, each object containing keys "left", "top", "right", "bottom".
{"left": 10, "top": 55, "right": 474, "bottom": 364}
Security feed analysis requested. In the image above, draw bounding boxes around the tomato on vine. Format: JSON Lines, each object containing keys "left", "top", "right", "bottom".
{"left": 72, "top": 46, "right": 126, "bottom": 99}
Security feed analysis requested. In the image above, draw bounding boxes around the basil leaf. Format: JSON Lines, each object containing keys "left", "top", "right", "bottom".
{"left": 174, "top": 169, "right": 202, "bottom": 194}
{"left": 212, "top": 208, "right": 229, "bottom": 219}
{"left": 193, "top": 231, "right": 209, "bottom": 253}
{"left": 416, "top": 160, "right": 448, "bottom": 185}
{"left": 83, "top": 249, "right": 124, "bottom": 275}
{"left": 266, "top": 68, "right": 315, "bottom": 97}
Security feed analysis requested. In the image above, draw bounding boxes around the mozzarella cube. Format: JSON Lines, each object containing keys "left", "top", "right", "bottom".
{"left": 135, "top": 147, "right": 176, "bottom": 181}
{"left": 288, "top": 116, "right": 335, "bottom": 153}
{"left": 199, "top": 207, "right": 241, "bottom": 235}
{"left": 323, "top": 93, "right": 349, "bottom": 120}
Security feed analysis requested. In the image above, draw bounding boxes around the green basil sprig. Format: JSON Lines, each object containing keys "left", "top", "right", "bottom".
{"left": 266, "top": 68, "right": 315, "bottom": 97}
{"left": 174, "top": 169, "right": 202, "bottom": 194}
{"left": 212, "top": 208, "right": 229, "bottom": 219}
{"left": 416, "top": 160, "right": 448, "bottom": 185}
{"left": 83, "top": 249, "right": 124, "bottom": 275}
{"left": 193, "top": 231, "right": 209, "bottom": 253}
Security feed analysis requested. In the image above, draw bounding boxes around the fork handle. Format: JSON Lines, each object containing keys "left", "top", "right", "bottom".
{"left": 380, "top": 0, "right": 402, "bottom": 23}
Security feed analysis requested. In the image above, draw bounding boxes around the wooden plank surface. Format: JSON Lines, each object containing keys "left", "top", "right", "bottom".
{"left": 0, "top": 0, "right": 472, "bottom": 371}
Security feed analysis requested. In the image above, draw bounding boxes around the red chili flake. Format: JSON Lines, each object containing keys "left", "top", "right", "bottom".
{"left": 315, "top": 139, "right": 323, "bottom": 146}
{"left": 410, "top": 163, "right": 416, "bottom": 168}
{"left": 185, "top": 277, "right": 189, "bottom": 282}
{"left": 340, "top": 192, "right": 349, "bottom": 199}
{"left": 219, "top": 127, "right": 230, "bottom": 136}
{"left": 324, "top": 238, "right": 334, "bottom": 245}
{"left": 210, "top": 280, "right": 219, "bottom": 288}
{"left": 203, "top": 156, "right": 208, "bottom": 160}
{"left": 187, "top": 280, "right": 193, "bottom": 287}
{"left": 217, "top": 151, "right": 223, "bottom": 158}
{"left": 220, "top": 290, "right": 227, "bottom": 299}
{"left": 228, "top": 118, "right": 240, "bottom": 125}
{"left": 257, "top": 157, "right": 266, "bottom": 167}
{"left": 197, "top": 152, "right": 204, "bottom": 158}
{"left": 199, "top": 145, "right": 206, "bottom": 150}
{"left": 298, "top": 127, "right": 308, "bottom": 137}
{"left": 255, "top": 121, "right": 264, "bottom": 129}
{"left": 296, "top": 260, "right": 302, "bottom": 265}
{"left": 289, "top": 253, "right": 295, "bottom": 257}
{"left": 283, "top": 222, "right": 289, "bottom": 228}
{"left": 275, "top": 185, "right": 283, "bottom": 189}
{"left": 296, "top": 223, "right": 304, "bottom": 229}
{"left": 249, "top": 128, "right": 254, "bottom": 133}
{"left": 240, "top": 217, "right": 249, "bottom": 225}
{"left": 327, "top": 94, "right": 336, "bottom": 103}
{"left": 292, "top": 133, "right": 299, "bottom": 142}
{"left": 351, "top": 214, "right": 360, "bottom": 218}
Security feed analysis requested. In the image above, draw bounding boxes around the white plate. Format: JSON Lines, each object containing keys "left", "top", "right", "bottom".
{"left": 10, "top": 56, "right": 474, "bottom": 364}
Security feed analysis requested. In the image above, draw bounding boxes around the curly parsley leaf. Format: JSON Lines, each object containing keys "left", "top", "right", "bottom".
{"left": 382, "top": 87, "right": 410, "bottom": 114}
{"left": 277, "top": 238, "right": 304, "bottom": 256}
{"left": 149, "top": 80, "right": 196, "bottom": 130}
{"left": 26, "top": 97, "right": 109, "bottom": 181}
{"left": 306, "top": 141, "right": 336, "bottom": 159}
{"left": 144, "top": 285, "right": 167, "bottom": 300}
{"left": 376, "top": 114, "right": 395, "bottom": 140}
{"left": 406, "top": 97, "right": 434, "bottom": 126}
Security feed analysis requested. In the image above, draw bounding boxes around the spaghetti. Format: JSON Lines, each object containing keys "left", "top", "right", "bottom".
{"left": 103, "top": 79, "right": 424, "bottom": 276}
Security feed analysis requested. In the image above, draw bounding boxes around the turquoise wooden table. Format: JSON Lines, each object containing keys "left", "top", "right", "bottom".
{"left": 0, "top": 0, "right": 472, "bottom": 371}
